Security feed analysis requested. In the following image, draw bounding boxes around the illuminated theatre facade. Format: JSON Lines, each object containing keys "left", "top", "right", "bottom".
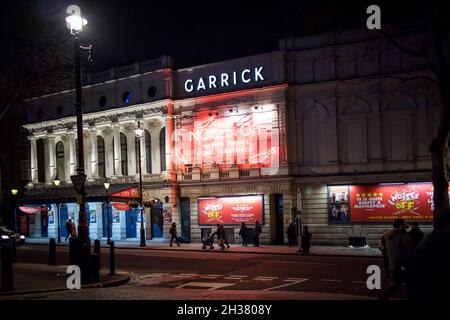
{"left": 22, "top": 30, "right": 439, "bottom": 245}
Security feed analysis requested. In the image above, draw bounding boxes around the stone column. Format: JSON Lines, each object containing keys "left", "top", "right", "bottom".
{"left": 90, "top": 127, "right": 98, "bottom": 178}
{"left": 127, "top": 125, "right": 137, "bottom": 177}
{"left": 113, "top": 123, "right": 122, "bottom": 176}
{"left": 68, "top": 130, "right": 76, "bottom": 178}
{"left": 140, "top": 122, "right": 147, "bottom": 175}
{"left": 150, "top": 122, "right": 161, "bottom": 173}
{"left": 28, "top": 136, "right": 38, "bottom": 183}
{"left": 47, "top": 133, "right": 57, "bottom": 183}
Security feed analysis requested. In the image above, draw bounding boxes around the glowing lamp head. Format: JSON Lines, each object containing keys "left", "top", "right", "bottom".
{"left": 11, "top": 189, "right": 18, "bottom": 196}
{"left": 66, "top": 5, "right": 87, "bottom": 34}
{"left": 103, "top": 181, "right": 111, "bottom": 190}
{"left": 134, "top": 122, "right": 144, "bottom": 138}
{"left": 53, "top": 179, "right": 61, "bottom": 187}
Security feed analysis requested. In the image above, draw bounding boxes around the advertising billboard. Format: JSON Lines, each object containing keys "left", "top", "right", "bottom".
{"left": 198, "top": 195, "right": 264, "bottom": 225}
{"left": 329, "top": 183, "right": 438, "bottom": 223}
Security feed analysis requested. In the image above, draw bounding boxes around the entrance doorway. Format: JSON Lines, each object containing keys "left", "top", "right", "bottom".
{"left": 59, "top": 204, "right": 68, "bottom": 238}
{"left": 102, "top": 203, "right": 112, "bottom": 238}
{"left": 151, "top": 203, "right": 163, "bottom": 238}
{"left": 270, "top": 194, "right": 284, "bottom": 244}
{"left": 41, "top": 211, "right": 48, "bottom": 237}
{"left": 180, "top": 197, "right": 191, "bottom": 242}
{"left": 126, "top": 208, "right": 137, "bottom": 238}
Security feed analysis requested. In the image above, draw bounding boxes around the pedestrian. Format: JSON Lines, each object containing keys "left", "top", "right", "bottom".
{"left": 379, "top": 218, "right": 415, "bottom": 300}
{"left": 301, "top": 225, "right": 311, "bottom": 253}
{"left": 65, "top": 219, "right": 72, "bottom": 241}
{"left": 379, "top": 232, "right": 390, "bottom": 279}
{"left": 408, "top": 222, "right": 424, "bottom": 248}
{"left": 254, "top": 220, "right": 262, "bottom": 247}
{"left": 220, "top": 225, "right": 230, "bottom": 249}
{"left": 407, "top": 210, "right": 450, "bottom": 300}
{"left": 71, "top": 219, "right": 77, "bottom": 237}
{"left": 170, "top": 222, "right": 180, "bottom": 247}
{"left": 238, "top": 222, "right": 248, "bottom": 247}
{"left": 287, "top": 222, "right": 295, "bottom": 247}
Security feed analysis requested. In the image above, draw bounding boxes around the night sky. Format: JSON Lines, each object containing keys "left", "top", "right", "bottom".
{"left": 1, "top": 1, "right": 429, "bottom": 72}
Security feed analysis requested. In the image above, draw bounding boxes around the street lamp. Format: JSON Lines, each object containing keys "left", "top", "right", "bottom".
{"left": 134, "top": 121, "right": 145, "bottom": 247}
{"left": 103, "top": 180, "right": 111, "bottom": 245}
{"left": 11, "top": 189, "right": 18, "bottom": 196}
{"left": 10, "top": 189, "right": 18, "bottom": 232}
{"left": 53, "top": 179, "right": 61, "bottom": 243}
{"left": 66, "top": 5, "right": 89, "bottom": 243}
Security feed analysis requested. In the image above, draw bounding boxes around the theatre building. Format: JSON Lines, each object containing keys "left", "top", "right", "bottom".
{"left": 20, "top": 28, "right": 439, "bottom": 246}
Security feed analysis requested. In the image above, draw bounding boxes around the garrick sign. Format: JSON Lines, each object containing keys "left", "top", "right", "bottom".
{"left": 184, "top": 66, "right": 265, "bottom": 93}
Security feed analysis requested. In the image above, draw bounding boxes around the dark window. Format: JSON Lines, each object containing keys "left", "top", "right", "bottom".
{"left": 37, "top": 109, "right": 43, "bottom": 119}
{"left": 56, "top": 105, "right": 63, "bottom": 115}
{"left": 147, "top": 85, "right": 157, "bottom": 98}
{"left": 97, "top": 136, "right": 106, "bottom": 178}
{"left": 120, "top": 133, "right": 128, "bottom": 175}
{"left": 145, "top": 130, "right": 152, "bottom": 173}
{"left": 160, "top": 128, "right": 166, "bottom": 172}
{"left": 99, "top": 96, "right": 107, "bottom": 107}
{"left": 122, "top": 91, "right": 131, "bottom": 104}
{"left": 37, "top": 139, "right": 45, "bottom": 183}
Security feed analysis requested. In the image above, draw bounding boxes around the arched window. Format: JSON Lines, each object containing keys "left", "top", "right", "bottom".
{"left": 145, "top": 130, "right": 152, "bottom": 174}
{"left": 120, "top": 132, "right": 128, "bottom": 176}
{"left": 56, "top": 141, "right": 65, "bottom": 180}
{"left": 160, "top": 128, "right": 166, "bottom": 172}
{"left": 97, "top": 136, "right": 106, "bottom": 178}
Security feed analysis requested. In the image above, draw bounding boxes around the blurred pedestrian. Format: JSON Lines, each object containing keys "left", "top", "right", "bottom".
{"left": 170, "top": 222, "right": 180, "bottom": 247}
{"left": 408, "top": 222, "right": 424, "bottom": 248}
{"left": 71, "top": 219, "right": 77, "bottom": 237}
{"left": 238, "top": 222, "right": 248, "bottom": 247}
{"left": 220, "top": 225, "right": 230, "bottom": 249}
{"left": 254, "top": 220, "right": 262, "bottom": 247}
{"left": 65, "top": 219, "right": 72, "bottom": 241}
{"left": 287, "top": 223, "right": 295, "bottom": 247}
{"left": 379, "top": 232, "right": 390, "bottom": 279}
{"left": 301, "top": 225, "right": 311, "bottom": 253}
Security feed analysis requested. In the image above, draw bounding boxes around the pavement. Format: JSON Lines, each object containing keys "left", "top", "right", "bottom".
{"left": 0, "top": 262, "right": 130, "bottom": 297}
{"left": 24, "top": 237, "right": 382, "bottom": 258}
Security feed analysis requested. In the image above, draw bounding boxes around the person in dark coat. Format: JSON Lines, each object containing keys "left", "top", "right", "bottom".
{"left": 407, "top": 210, "right": 450, "bottom": 300}
{"left": 301, "top": 225, "right": 312, "bottom": 253}
{"left": 408, "top": 222, "right": 424, "bottom": 248}
{"left": 169, "top": 222, "right": 180, "bottom": 247}
{"left": 254, "top": 220, "right": 262, "bottom": 247}
{"left": 65, "top": 219, "right": 72, "bottom": 241}
{"left": 238, "top": 222, "right": 248, "bottom": 247}
{"left": 287, "top": 223, "right": 296, "bottom": 247}
{"left": 220, "top": 225, "right": 230, "bottom": 249}
{"left": 379, "top": 232, "right": 390, "bottom": 279}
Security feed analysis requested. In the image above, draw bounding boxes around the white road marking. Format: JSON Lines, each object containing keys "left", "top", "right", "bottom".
{"left": 285, "top": 277, "right": 308, "bottom": 281}
{"left": 178, "top": 273, "right": 199, "bottom": 276}
{"left": 352, "top": 281, "right": 366, "bottom": 284}
{"left": 254, "top": 276, "right": 278, "bottom": 281}
{"left": 175, "top": 282, "right": 235, "bottom": 290}
{"left": 320, "top": 279, "right": 342, "bottom": 282}
{"left": 263, "top": 278, "right": 308, "bottom": 291}
{"left": 228, "top": 275, "right": 247, "bottom": 278}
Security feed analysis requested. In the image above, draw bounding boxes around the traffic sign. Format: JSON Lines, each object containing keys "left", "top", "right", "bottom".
{"left": 71, "top": 174, "right": 87, "bottom": 194}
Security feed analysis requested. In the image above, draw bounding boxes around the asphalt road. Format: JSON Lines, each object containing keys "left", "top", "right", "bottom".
{"left": 13, "top": 244, "right": 407, "bottom": 300}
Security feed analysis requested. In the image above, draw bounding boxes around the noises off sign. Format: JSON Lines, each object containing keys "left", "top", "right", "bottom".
{"left": 349, "top": 183, "right": 438, "bottom": 222}
{"left": 198, "top": 195, "right": 264, "bottom": 225}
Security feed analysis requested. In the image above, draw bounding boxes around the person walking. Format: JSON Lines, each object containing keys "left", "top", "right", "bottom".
{"left": 71, "top": 219, "right": 77, "bottom": 237}
{"left": 169, "top": 222, "right": 180, "bottom": 247}
{"left": 408, "top": 222, "right": 424, "bottom": 248}
{"left": 301, "top": 225, "right": 312, "bottom": 253}
{"left": 220, "top": 225, "right": 230, "bottom": 249}
{"left": 379, "top": 218, "right": 415, "bottom": 300}
{"left": 254, "top": 220, "right": 262, "bottom": 247}
{"left": 65, "top": 219, "right": 72, "bottom": 241}
{"left": 379, "top": 232, "right": 390, "bottom": 279}
{"left": 238, "top": 222, "right": 248, "bottom": 247}
{"left": 287, "top": 222, "right": 296, "bottom": 247}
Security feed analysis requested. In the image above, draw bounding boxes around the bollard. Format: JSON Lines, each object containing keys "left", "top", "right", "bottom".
{"left": 109, "top": 241, "right": 115, "bottom": 275}
{"left": 90, "top": 253, "right": 100, "bottom": 282}
{"left": 69, "top": 237, "right": 80, "bottom": 266}
{"left": 11, "top": 238, "right": 17, "bottom": 263}
{"left": 1, "top": 244, "right": 14, "bottom": 291}
{"left": 80, "top": 242, "right": 91, "bottom": 285}
{"left": 93, "top": 239, "right": 101, "bottom": 254}
{"left": 48, "top": 238, "right": 56, "bottom": 265}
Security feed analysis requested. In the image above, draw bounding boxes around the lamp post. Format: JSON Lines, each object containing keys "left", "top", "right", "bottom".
{"left": 103, "top": 180, "right": 111, "bottom": 245}
{"left": 134, "top": 121, "right": 145, "bottom": 247}
{"left": 66, "top": 5, "right": 89, "bottom": 244}
{"left": 53, "top": 179, "right": 61, "bottom": 243}
{"left": 10, "top": 189, "right": 18, "bottom": 232}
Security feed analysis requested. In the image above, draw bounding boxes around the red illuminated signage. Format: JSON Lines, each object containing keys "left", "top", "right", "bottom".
{"left": 175, "top": 109, "right": 279, "bottom": 171}
{"left": 349, "top": 183, "right": 437, "bottom": 222}
{"left": 198, "top": 195, "right": 264, "bottom": 225}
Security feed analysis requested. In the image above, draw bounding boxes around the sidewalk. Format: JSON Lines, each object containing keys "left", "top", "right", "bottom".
{"left": 0, "top": 262, "right": 130, "bottom": 297}
{"left": 24, "top": 238, "right": 382, "bottom": 258}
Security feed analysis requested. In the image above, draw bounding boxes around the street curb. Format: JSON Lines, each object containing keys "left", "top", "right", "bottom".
{"left": 0, "top": 271, "right": 130, "bottom": 298}
{"left": 25, "top": 242, "right": 381, "bottom": 259}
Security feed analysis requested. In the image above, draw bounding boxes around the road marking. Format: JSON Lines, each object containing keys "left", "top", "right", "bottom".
{"left": 352, "top": 281, "right": 366, "bottom": 284}
{"left": 320, "top": 279, "right": 342, "bottom": 282}
{"left": 266, "top": 261, "right": 338, "bottom": 266}
{"left": 286, "top": 277, "right": 308, "bottom": 281}
{"left": 175, "top": 282, "right": 235, "bottom": 290}
{"left": 228, "top": 275, "right": 247, "bottom": 278}
{"left": 254, "top": 276, "right": 278, "bottom": 281}
{"left": 263, "top": 278, "right": 308, "bottom": 291}
{"left": 178, "top": 273, "right": 199, "bottom": 276}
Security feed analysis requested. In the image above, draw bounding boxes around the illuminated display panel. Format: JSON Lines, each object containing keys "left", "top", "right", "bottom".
{"left": 198, "top": 195, "right": 264, "bottom": 225}
{"left": 329, "top": 183, "right": 439, "bottom": 222}
{"left": 175, "top": 105, "right": 280, "bottom": 171}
